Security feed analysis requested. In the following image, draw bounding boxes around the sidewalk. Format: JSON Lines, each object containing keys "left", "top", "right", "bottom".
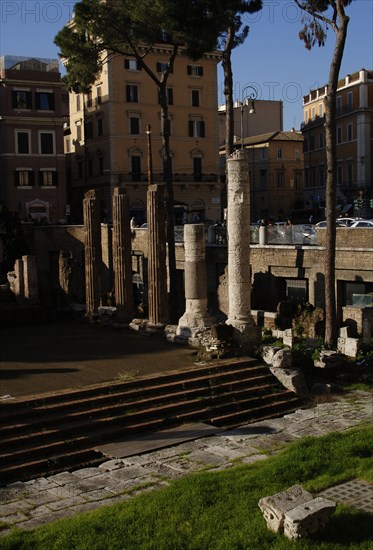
{"left": 0, "top": 391, "right": 371, "bottom": 536}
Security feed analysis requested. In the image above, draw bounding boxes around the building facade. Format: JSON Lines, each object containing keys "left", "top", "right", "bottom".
{"left": 65, "top": 45, "right": 223, "bottom": 224}
{"left": 302, "top": 68, "right": 373, "bottom": 216}
{"left": 220, "top": 131, "right": 304, "bottom": 222}
{"left": 218, "top": 99, "right": 283, "bottom": 147}
{"left": 0, "top": 55, "right": 67, "bottom": 223}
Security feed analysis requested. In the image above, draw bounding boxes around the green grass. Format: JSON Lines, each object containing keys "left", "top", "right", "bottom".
{"left": 1, "top": 426, "right": 372, "bottom": 550}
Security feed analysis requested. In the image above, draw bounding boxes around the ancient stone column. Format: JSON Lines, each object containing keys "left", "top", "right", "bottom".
{"left": 112, "top": 187, "right": 134, "bottom": 323}
{"left": 177, "top": 223, "right": 214, "bottom": 337}
{"left": 22, "top": 255, "right": 39, "bottom": 305}
{"left": 59, "top": 251, "right": 73, "bottom": 308}
{"left": 83, "top": 189, "right": 102, "bottom": 317}
{"left": 226, "top": 149, "right": 260, "bottom": 352}
{"left": 147, "top": 184, "right": 168, "bottom": 328}
{"left": 14, "top": 258, "right": 25, "bottom": 300}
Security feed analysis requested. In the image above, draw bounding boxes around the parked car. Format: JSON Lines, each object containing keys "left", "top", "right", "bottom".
{"left": 349, "top": 220, "right": 373, "bottom": 228}
{"left": 315, "top": 220, "right": 346, "bottom": 228}
{"left": 336, "top": 217, "right": 360, "bottom": 227}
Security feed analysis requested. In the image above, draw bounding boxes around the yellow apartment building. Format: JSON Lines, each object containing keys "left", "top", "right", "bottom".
{"left": 220, "top": 130, "right": 304, "bottom": 222}
{"left": 302, "top": 68, "right": 373, "bottom": 216}
{"left": 65, "top": 45, "right": 223, "bottom": 224}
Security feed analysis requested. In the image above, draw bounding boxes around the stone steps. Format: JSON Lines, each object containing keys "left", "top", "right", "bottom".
{"left": 0, "top": 359, "right": 301, "bottom": 484}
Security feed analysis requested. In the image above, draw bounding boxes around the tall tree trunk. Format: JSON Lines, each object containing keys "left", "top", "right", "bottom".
{"left": 159, "top": 88, "right": 178, "bottom": 323}
{"left": 222, "top": 25, "right": 235, "bottom": 157}
{"left": 324, "top": 6, "right": 349, "bottom": 347}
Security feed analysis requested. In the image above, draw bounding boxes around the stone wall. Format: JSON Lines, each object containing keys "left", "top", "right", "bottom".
{"left": 25, "top": 225, "right": 373, "bottom": 320}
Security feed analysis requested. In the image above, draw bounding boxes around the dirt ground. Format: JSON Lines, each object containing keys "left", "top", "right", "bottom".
{"left": 0, "top": 321, "right": 199, "bottom": 398}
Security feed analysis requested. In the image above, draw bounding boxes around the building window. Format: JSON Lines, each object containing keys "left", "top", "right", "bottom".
{"left": 12, "top": 89, "right": 32, "bottom": 110}
{"left": 337, "top": 164, "right": 343, "bottom": 185}
{"left": 303, "top": 138, "right": 308, "bottom": 153}
{"left": 187, "top": 64, "right": 203, "bottom": 76}
{"left": 295, "top": 149, "right": 300, "bottom": 161}
{"left": 87, "top": 159, "right": 93, "bottom": 177}
{"left": 78, "top": 161, "right": 83, "bottom": 179}
{"left": 319, "top": 104, "right": 323, "bottom": 117}
{"left": 85, "top": 120, "right": 93, "bottom": 140}
{"left": 40, "top": 170, "right": 57, "bottom": 186}
{"left": 337, "top": 127, "right": 342, "bottom": 144}
{"left": 304, "top": 168, "right": 309, "bottom": 188}
{"left": 39, "top": 132, "right": 55, "bottom": 154}
{"left": 277, "top": 148, "right": 282, "bottom": 159}
{"left": 310, "top": 167, "right": 316, "bottom": 187}
{"left": 66, "top": 139, "right": 70, "bottom": 153}
{"left": 76, "top": 124, "right": 82, "bottom": 142}
{"left": 277, "top": 171, "right": 284, "bottom": 188}
{"left": 295, "top": 171, "right": 302, "bottom": 190}
{"left": 126, "top": 84, "right": 139, "bottom": 103}
{"left": 76, "top": 94, "right": 81, "bottom": 112}
{"left": 16, "top": 130, "right": 31, "bottom": 154}
{"left": 124, "top": 59, "right": 141, "bottom": 71}
{"left": 86, "top": 90, "right": 93, "bottom": 108}
{"left": 129, "top": 116, "right": 140, "bottom": 135}
{"left": 347, "top": 163, "right": 353, "bottom": 186}
{"left": 158, "top": 88, "right": 173, "bottom": 105}
{"left": 319, "top": 132, "right": 324, "bottom": 149}
{"left": 347, "top": 91, "right": 353, "bottom": 111}
{"left": 191, "top": 90, "right": 200, "bottom": 107}
{"left": 156, "top": 62, "right": 172, "bottom": 73}
{"left": 310, "top": 136, "right": 315, "bottom": 151}
{"left": 98, "top": 156, "right": 104, "bottom": 175}
{"left": 260, "top": 169, "right": 267, "bottom": 190}
{"left": 15, "top": 169, "right": 34, "bottom": 187}
{"left": 347, "top": 123, "right": 353, "bottom": 142}
{"left": 261, "top": 148, "right": 267, "bottom": 160}
{"left": 188, "top": 119, "right": 205, "bottom": 138}
{"left": 131, "top": 156, "right": 141, "bottom": 181}
{"left": 336, "top": 95, "right": 342, "bottom": 114}
{"left": 193, "top": 157, "right": 202, "bottom": 181}
{"left": 319, "top": 165, "right": 325, "bottom": 187}
{"left": 311, "top": 107, "right": 315, "bottom": 120}
{"left": 305, "top": 111, "right": 309, "bottom": 123}
{"left": 96, "top": 86, "right": 102, "bottom": 105}
{"left": 97, "top": 117, "right": 103, "bottom": 136}
{"left": 36, "top": 91, "right": 55, "bottom": 110}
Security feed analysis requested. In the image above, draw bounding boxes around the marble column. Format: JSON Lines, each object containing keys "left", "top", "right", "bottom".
{"left": 112, "top": 187, "right": 134, "bottom": 323}
{"left": 22, "top": 255, "right": 39, "bottom": 305}
{"left": 226, "top": 150, "right": 260, "bottom": 352}
{"left": 177, "top": 223, "right": 214, "bottom": 337}
{"left": 83, "top": 189, "right": 102, "bottom": 317}
{"left": 147, "top": 184, "right": 168, "bottom": 328}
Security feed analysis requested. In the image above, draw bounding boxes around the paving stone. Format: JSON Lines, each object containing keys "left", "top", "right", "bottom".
{"left": 46, "top": 495, "right": 87, "bottom": 511}
{"left": 23, "top": 478, "right": 59, "bottom": 491}
{"left": 23, "top": 490, "right": 61, "bottom": 506}
{"left": 47, "top": 472, "right": 80, "bottom": 485}
{"left": 81, "top": 488, "right": 115, "bottom": 502}
{"left": 148, "top": 463, "right": 185, "bottom": 480}
{"left": 241, "top": 454, "right": 268, "bottom": 464}
{"left": 0, "top": 511, "right": 29, "bottom": 524}
{"left": 0, "top": 500, "right": 34, "bottom": 517}
{"left": 203, "top": 445, "right": 245, "bottom": 460}
{"left": 72, "top": 467, "right": 105, "bottom": 479}
{"left": 98, "top": 459, "right": 125, "bottom": 471}
{"left": 187, "top": 450, "right": 227, "bottom": 467}
{"left": 108, "top": 465, "right": 151, "bottom": 481}
{"left": 47, "top": 484, "right": 83, "bottom": 499}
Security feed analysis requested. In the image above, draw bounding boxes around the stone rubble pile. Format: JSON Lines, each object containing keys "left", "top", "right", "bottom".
{"left": 258, "top": 485, "right": 336, "bottom": 540}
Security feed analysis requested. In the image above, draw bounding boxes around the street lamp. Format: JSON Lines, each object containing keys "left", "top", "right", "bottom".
{"left": 240, "top": 85, "right": 257, "bottom": 150}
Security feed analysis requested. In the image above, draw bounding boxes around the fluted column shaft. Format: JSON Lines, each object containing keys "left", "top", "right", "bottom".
{"left": 112, "top": 187, "right": 134, "bottom": 322}
{"left": 147, "top": 184, "right": 168, "bottom": 326}
{"left": 83, "top": 190, "right": 102, "bottom": 316}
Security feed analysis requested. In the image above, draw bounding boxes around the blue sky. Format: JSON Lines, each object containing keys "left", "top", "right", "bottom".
{"left": 1, "top": 0, "right": 372, "bottom": 129}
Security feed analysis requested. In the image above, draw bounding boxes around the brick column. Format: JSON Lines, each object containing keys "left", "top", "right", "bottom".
{"left": 177, "top": 223, "right": 214, "bottom": 337}
{"left": 112, "top": 187, "right": 134, "bottom": 323}
{"left": 83, "top": 190, "right": 102, "bottom": 317}
{"left": 147, "top": 184, "right": 168, "bottom": 328}
{"left": 226, "top": 150, "right": 260, "bottom": 352}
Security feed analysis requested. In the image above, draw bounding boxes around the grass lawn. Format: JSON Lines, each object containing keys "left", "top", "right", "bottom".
{"left": 0, "top": 425, "right": 372, "bottom": 550}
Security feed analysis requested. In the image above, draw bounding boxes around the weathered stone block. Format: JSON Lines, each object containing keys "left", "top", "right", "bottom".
{"left": 314, "top": 350, "right": 344, "bottom": 369}
{"left": 269, "top": 367, "right": 308, "bottom": 398}
{"left": 283, "top": 497, "right": 336, "bottom": 539}
{"left": 258, "top": 485, "right": 313, "bottom": 533}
